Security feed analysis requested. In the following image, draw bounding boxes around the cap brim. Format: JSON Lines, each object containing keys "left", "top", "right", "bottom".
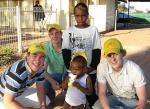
{"left": 104, "top": 49, "right": 120, "bottom": 56}
{"left": 30, "top": 50, "right": 45, "bottom": 55}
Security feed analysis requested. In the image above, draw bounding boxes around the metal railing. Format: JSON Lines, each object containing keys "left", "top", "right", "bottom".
{"left": 0, "top": 6, "right": 57, "bottom": 53}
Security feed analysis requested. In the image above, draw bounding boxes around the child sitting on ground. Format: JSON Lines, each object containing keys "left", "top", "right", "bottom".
{"left": 61, "top": 52, "right": 93, "bottom": 109}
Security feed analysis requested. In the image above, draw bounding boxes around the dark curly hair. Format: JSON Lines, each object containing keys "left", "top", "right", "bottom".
{"left": 71, "top": 55, "right": 87, "bottom": 67}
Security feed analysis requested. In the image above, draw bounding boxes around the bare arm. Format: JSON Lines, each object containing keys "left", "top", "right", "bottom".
{"left": 98, "top": 83, "right": 110, "bottom": 109}
{"left": 60, "top": 76, "right": 69, "bottom": 90}
{"left": 73, "top": 76, "right": 93, "bottom": 95}
{"left": 134, "top": 85, "right": 147, "bottom": 109}
{"left": 3, "top": 93, "right": 36, "bottom": 109}
{"left": 36, "top": 83, "right": 46, "bottom": 109}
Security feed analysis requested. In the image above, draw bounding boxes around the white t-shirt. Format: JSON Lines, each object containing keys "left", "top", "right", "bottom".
{"left": 97, "top": 59, "right": 146, "bottom": 99}
{"left": 62, "top": 25, "right": 101, "bottom": 68}
{"left": 65, "top": 74, "right": 88, "bottom": 106}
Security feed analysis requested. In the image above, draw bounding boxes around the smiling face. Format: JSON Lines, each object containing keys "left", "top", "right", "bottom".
{"left": 48, "top": 28, "right": 62, "bottom": 44}
{"left": 107, "top": 53, "right": 124, "bottom": 72}
{"left": 27, "top": 52, "right": 45, "bottom": 73}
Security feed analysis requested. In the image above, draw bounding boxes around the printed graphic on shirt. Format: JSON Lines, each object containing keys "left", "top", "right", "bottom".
{"left": 69, "top": 32, "right": 92, "bottom": 53}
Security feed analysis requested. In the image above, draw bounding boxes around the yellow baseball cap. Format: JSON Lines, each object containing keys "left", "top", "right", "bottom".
{"left": 47, "top": 24, "right": 61, "bottom": 32}
{"left": 104, "top": 38, "right": 123, "bottom": 56}
{"left": 72, "top": 51, "right": 88, "bottom": 62}
{"left": 28, "top": 43, "right": 45, "bottom": 55}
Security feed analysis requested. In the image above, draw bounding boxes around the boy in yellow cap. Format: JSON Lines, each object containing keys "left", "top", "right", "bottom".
{"left": 93, "top": 38, "right": 147, "bottom": 109}
{"left": 44, "top": 24, "right": 67, "bottom": 107}
{"left": 0, "top": 43, "right": 46, "bottom": 109}
{"left": 61, "top": 51, "right": 93, "bottom": 109}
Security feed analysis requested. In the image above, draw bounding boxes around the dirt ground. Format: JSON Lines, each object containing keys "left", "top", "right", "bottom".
{"left": 0, "top": 27, "right": 150, "bottom": 108}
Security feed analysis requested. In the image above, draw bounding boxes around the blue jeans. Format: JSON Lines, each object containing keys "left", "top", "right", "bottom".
{"left": 108, "top": 95, "right": 137, "bottom": 109}
{"left": 44, "top": 72, "right": 68, "bottom": 102}
{"left": 44, "top": 80, "right": 55, "bottom": 103}
{"left": 93, "top": 95, "right": 137, "bottom": 109}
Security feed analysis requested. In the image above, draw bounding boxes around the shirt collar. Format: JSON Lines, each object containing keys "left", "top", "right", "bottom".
{"left": 25, "top": 60, "right": 33, "bottom": 75}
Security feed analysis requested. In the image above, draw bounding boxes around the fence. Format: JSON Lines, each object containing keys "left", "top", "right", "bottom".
{"left": 0, "top": 6, "right": 57, "bottom": 53}
{"left": 0, "top": 6, "right": 127, "bottom": 54}
{"left": 0, "top": 7, "right": 18, "bottom": 52}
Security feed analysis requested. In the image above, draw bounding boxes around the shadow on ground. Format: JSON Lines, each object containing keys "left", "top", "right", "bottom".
{"left": 117, "top": 24, "right": 150, "bottom": 30}
{"left": 127, "top": 47, "right": 150, "bottom": 108}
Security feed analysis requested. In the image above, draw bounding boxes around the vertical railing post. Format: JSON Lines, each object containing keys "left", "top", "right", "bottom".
{"left": 114, "top": 0, "right": 118, "bottom": 31}
{"left": 16, "top": 6, "right": 22, "bottom": 53}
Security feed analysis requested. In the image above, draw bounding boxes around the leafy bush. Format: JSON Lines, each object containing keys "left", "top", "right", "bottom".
{"left": 0, "top": 47, "right": 21, "bottom": 67}
{"left": 0, "top": 46, "right": 15, "bottom": 55}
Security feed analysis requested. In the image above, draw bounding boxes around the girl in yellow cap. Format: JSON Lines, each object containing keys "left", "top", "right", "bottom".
{"left": 61, "top": 54, "right": 92, "bottom": 109}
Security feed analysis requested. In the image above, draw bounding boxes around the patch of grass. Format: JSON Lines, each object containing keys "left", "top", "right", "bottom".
{"left": 118, "top": 17, "right": 150, "bottom": 24}
{"left": 118, "top": 13, "right": 150, "bottom": 24}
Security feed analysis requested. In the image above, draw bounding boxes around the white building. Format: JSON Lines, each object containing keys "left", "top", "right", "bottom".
{"left": 0, "top": 0, "right": 116, "bottom": 32}
{"left": 130, "top": 2, "right": 150, "bottom": 13}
